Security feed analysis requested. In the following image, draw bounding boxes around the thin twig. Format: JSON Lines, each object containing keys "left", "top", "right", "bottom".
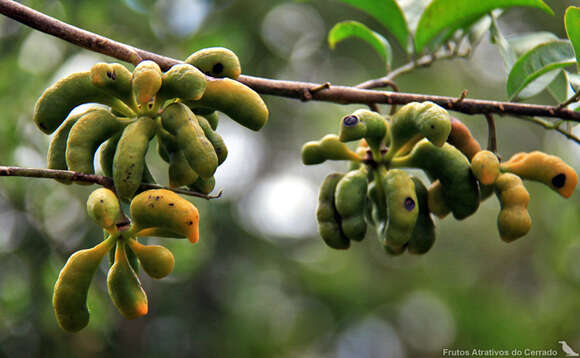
{"left": 557, "top": 91, "right": 580, "bottom": 110}
{"left": 0, "top": 1, "right": 580, "bottom": 124}
{"left": 484, "top": 113, "right": 498, "bottom": 154}
{"left": 0, "top": 166, "right": 221, "bottom": 200}
{"left": 355, "top": 79, "right": 399, "bottom": 92}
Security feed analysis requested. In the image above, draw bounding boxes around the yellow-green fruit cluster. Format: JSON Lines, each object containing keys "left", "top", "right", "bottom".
{"left": 53, "top": 188, "right": 198, "bottom": 332}
{"left": 303, "top": 103, "right": 578, "bottom": 256}
{"left": 38, "top": 47, "right": 268, "bottom": 202}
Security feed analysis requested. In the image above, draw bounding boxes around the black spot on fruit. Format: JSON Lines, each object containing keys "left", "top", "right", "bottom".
{"left": 552, "top": 173, "right": 566, "bottom": 188}
{"left": 343, "top": 115, "right": 359, "bottom": 127}
{"left": 188, "top": 221, "right": 193, "bottom": 225}
{"left": 212, "top": 63, "right": 224, "bottom": 75}
{"left": 404, "top": 197, "right": 415, "bottom": 211}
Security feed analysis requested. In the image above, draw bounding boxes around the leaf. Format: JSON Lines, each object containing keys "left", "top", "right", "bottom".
{"left": 336, "top": 0, "right": 409, "bottom": 51}
{"left": 546, "top": 70, "right": 570, "bottom": 103}
{"left": 568, "top": 72, "right": 580, "bottom": 92}
{"left": 565, "top": 6, "right": 580, "bottom": 71}
{"left": 414, "top": 0, "right": 553, "bottom": 54}
{"left": 397, "top": 0, "right": 432, "bottom": 36}
{"left": 489, "top": 14, "right": 517, "bottom": 72}
{"left": 328, "top": 21, "right": 392, "bottom": 70}
{"left": 506, "top": 40, "right": 576, "bottom": 100}
{"left": 506, "top": 31, "right": 558, "bottom": 56}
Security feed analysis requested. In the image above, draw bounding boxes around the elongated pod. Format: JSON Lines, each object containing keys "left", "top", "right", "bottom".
{"left": 130, "top": 189, "right": 200, "bottom": 243}
{"left": 471, "top": 150, "right": 500, "bottom": 185}
{"left": 131, "top": 60, "right": 162, "bottom": 110}
{"left": 338, "top": 109, "right": 388, "bottom": 150}
{"left": 158, "top": 63, "right": 206, "bottom": 101}
{"left": 393, "top": 140, "right": 479, "bottom": 220}
{"left": 65, "top": 108, "right": 126, "bottom": 176}
{"left": 107, "top": 241, "right": 148, "bottom": 319}
{"left": 99, "top": 132, "right": 122, "bottom": 177}
{"left": 53, "top": 236, "right": 115, "bottom": 332}
{"left": 90, "top": 63, "right": 134, "bottom": 106}
{"left": 185, "top": 47, "right": 242, "bottom": 79}
{"left": 168, "top": 150, "right": 199, "bottom": 188}
{"left": 34, "top": 72, "right": 133, "bottom": 134}
{"left": 196, "top": 114, "right": 228, "bottom": 165}
{"left": 381, "top": 169, "right": 418, "bottom": 250}
{"left": 317, "top": 173, "right": 350, "bottom": 249}
{"left": 200, "top": 111, "right": 219, "bottom": 130}
{"left": 500, "top": 151, "right": 578, "bottom": 198}
{"left": 302, "top": 134, "right": 361, "bottom": 165}
{"left": 447, "top": 117, "right": 481, "bottom": 160}
{"left": 47, "top": 107, "right": 100, "bottom": 183}
{"left": 387, "top": 101, "right": 451, "bottom": 158}
{"left": 161, "top": 102, "right": 218, "bottom": 179}
{"left": 113, "top": 117, "right": 157, "bottom": 201}
{"left": 184, "top": 78, "right": 268, "bottom": 131}
{"left": 408, "top": 177, "right": 436, "bottom": 254}
{"left": 126, "top": 239, "right": 175, "bottom": 279}
{"left": 187, "top": 176, "right": 216, "bottom": 195}
{"left": 87, "top": 188, "right": 123, "bottom": 233}
{"left": 494, "top": 173, "right": 531, "bottom": 242}
{"left": 334, "top": 168, "right": 368, "bottom": 241}
{"left": 427, "top": 181, "right": 450, "bottom": 218}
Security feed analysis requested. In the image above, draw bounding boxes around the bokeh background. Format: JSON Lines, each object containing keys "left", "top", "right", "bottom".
{"left": 0, "top": 0, "right": 579, "bottom": 357}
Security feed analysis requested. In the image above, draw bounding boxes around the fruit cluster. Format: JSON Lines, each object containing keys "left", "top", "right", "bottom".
{"left": 302, "top": 102, "right": 578, "bottom": 255}
{"left": 53, "top": 188, "right": 199, "bottom": 332}
{"left": 38, "top": 47, "right": 268, "bottom": 201}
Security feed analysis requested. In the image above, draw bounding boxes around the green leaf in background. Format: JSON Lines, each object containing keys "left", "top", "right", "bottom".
{"left": 397, "top": 0, "right": 431, "bottom": 36}
{"left": 328, "top": 21, "right": 392, "bottom": 71}
{"left": 506, "top": 31, "right": 558, "bottom": 57}
{"left": 336, "top": 0, "right": 409, "bottom": 52}
{"left": 568, "top": 72, "right": 580, "bottom": 92}
{"left": 506, "top": 40, "right": 576, "bottom": 100}
{"left": 414, "top": 0, "right": 553, "bottom": 54}
{"left": 565, "top": 6, "right": 580, "bottom": 72}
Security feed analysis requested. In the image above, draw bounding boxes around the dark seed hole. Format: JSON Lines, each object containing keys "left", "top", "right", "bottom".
{"left": 106, "top": 71, "right": 113, "bottom": 79}
{"left": 169, "top": 203, "right": 174, "bottom": 207}
{"left": 430, "top": 124, "right": 435, "bottom": 129}
{"left": 404, "top": 197, "right": 415, "bottom": 211}
{"left": 551, "top": 173, "right": 566, "bottom": 188}
{"left": 343, "top": 115, "right": 359, "bottom": 127}
{"left": 212, "top": 62, "right": 224, "bottom": 74}
{"left": 188, "top": 221, "right": 193, "bottom": 225}
{"left": 100, "top": 199, "right": 104, "bottom": 203}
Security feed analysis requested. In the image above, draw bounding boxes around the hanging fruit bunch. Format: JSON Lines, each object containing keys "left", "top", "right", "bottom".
{"left": 302, "top": 102, "right": 578, "bottom": 255}
{"left": 33, "top": 48, "right": 269, "bottom": 331}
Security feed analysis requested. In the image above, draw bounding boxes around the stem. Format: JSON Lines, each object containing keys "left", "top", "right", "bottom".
{"left": 0, "top": 1, "right": 578, "bottom": 125}
{"left": 484, "top": 113, "right": 498, "bottom": 153}
{"left": 0, "top": 166, "right": 222, "bottom": 200}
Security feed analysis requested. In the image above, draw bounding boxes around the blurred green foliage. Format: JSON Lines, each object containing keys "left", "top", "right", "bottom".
{"left": 0, "top": 0, "right": 579, "bottom": 357}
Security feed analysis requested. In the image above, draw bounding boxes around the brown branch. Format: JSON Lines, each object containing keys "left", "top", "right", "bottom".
{"left": 0, "top": 166, "right": 221, "bottom": 200}
{"left": 1, "top": 0, "right": 580, "bottom": 125}
{"left": 484, "top": 113, "right": 498, "bottom": 155}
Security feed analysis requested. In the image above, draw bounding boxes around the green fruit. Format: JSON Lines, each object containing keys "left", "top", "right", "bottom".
{"left": 33, "top": 71, "right": 133, "bottom": 134}
{"left": 127, "top": 239, "right": 175, "bottom": 279}
{"left": 387, "top": 101, "right": 451, "bottom": 158}
{"left": 113, "top": 116, "right": 157, "bottom": 201}
{"left": 65, "top": 108, "right": 126, "bottom": 176}
{"left": 200, "top": 111, "right": 219, "bottom": 130}
{"left": 130, "top": 189, "right": 200, "bottom": 243}
{"left": 184, "top": 78, "right": 268, "bottom": 131}
{"left": 53, "top": 236, "right": 115, "bottom": 332}
{"left": 131, "top": 60, "right": 162, "bottom": 111}
{"left": 196, "top": 114, "right": 228, "bottom": 165}
{"left": 301, "top": 134, "right": 361, "bottom": 165}
{"left": 408, "top": 177, "right": 436, "bottom": 255}
{"left": 392, "top": 139, "right": 480, "bottom": 220}
{"left": 47, "top": 107, "right": 100, "bottom": 184}
{"left": 86, "top": 188, "right": 123, "bottom": 233}
{"left": 161, "top": 102, "right": 218, "bottom": 179}
{"left": 334, "top": 168, "right": 368, "bottom": 241}
{"left": 338, "top": 109, "right": 388, "bottom": 150}
{"left": 168, "top": 150, "right": 199, "bottom": 188}
{"left": 107, "top": 241, "right": 148, "bottom": 319}
{"left": 185, "top": 47, "right": 242, "bottom": 79}
{"left": 381, "top": 168, "right": 418, "bottom": 250}
{"left": 187, "top": 176, "right": 216, "bottom": 195}
{"left": 494, "top": 173, "right": 531, "bottom": 242}
{"left": 158, "top": 63, "right": 206, "bottom": 101}
{"left": 90, "top": 62, "right": 134, "bottom": 107}
{"left": 316, "top": 173, "right": 350, "bottom": 249}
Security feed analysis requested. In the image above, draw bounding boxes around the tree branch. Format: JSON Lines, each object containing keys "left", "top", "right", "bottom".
{"left": 0, "top": 166, "right": 222, "bottom": 200}
{"left": 1, "top": 0, "right": 580, "bottom": 125}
